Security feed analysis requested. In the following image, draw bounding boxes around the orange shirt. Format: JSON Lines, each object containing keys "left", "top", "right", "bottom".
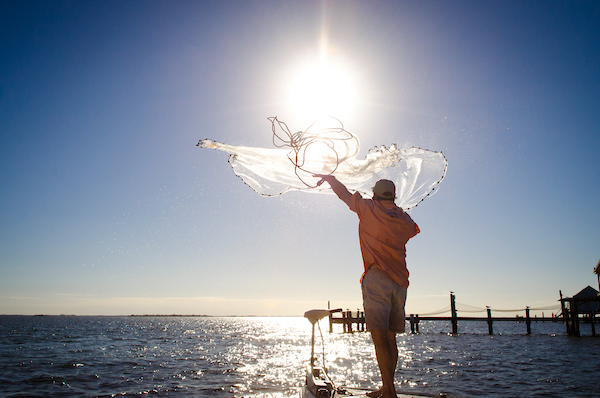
{"left": 349, "top": 192, "right": 419, "bottom": 288}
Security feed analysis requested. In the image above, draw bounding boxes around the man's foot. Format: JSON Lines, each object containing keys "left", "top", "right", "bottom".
{"left": 368, "top": 386, "right": 396, "bottom": 398}
{"left": 366, "top": 389, "right": 382, "bottom": 398}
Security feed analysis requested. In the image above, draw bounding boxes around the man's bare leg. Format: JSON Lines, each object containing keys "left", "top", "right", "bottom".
{"left": 368, "top": 329, "right": 398, "bottom": 398}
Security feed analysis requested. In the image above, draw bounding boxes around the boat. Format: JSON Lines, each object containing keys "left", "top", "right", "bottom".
{"left": 299, "top": 308, "right": 462, "bottom": 398}
{"left": 300, "top": 308, "right": 341, "bottom": 398}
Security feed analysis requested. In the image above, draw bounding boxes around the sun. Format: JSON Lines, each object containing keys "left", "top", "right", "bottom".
{"left": 287, "top": 57, "right": 360, "bottom": 122}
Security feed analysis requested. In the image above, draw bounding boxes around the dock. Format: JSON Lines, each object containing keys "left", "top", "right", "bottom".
{"left": 326, "top": 292, "right": 598, "bottom": 336}
{"left": 329, "top": 309, "right": 366, "bottom": 333}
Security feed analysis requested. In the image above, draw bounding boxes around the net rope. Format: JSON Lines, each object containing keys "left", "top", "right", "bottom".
{"left": 269, "top": 116, "right": 355, "bottom": 188}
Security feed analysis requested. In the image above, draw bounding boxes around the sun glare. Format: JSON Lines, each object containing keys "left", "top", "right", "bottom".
{"left": 299, "top": 139, "right": 338, "bottom": 174}
{"left": 288, "top": 59, "right": 360, "bottom": 122}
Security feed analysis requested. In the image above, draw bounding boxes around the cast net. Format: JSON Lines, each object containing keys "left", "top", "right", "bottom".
{"left": 197, "top": 116, "right": 447, "bottom": 210}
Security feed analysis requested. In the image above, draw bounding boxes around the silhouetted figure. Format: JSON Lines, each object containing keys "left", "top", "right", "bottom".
{"left": 314, "top": 175, "right": 420, "bottom": 398}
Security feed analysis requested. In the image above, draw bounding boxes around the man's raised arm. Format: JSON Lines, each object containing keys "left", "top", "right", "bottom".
{"left": 314, "top": 174, "right": 352, "bottom": 207}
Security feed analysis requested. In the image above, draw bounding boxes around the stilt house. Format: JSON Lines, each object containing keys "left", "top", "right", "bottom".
{"left": 573, "top": 286, "right": 600, "bottom": 314}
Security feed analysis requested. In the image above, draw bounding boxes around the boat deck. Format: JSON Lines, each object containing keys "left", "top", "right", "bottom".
{"left": 336, "top": 388, "right": 462, "bottom": 398}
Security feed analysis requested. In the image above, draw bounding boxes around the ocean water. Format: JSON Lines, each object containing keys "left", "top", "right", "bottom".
{"left": 1, "top": 315, "right": 599, "bottom": 398}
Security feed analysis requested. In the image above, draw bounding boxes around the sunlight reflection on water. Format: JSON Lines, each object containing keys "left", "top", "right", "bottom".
{"left": 1, "top": 316, "right": 599, "bottom": 397}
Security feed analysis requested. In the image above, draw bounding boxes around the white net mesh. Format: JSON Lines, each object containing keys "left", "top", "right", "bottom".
{"left": 198, "top": 117, "right": 448, "bottom": 210}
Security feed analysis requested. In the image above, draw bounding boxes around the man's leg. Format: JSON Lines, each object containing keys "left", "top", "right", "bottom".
{"left": 369, "top": 329, "right": 398, "bottom": 398}
{"left": 361, "top": 267, "right": 404, "bottom": 397}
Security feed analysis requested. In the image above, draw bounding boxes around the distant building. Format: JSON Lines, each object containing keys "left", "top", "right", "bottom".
{"left": 573, "top": 286, "right": 600, "bottom": 313}
{"left": 558, "top": 262, "right": 600, "bottom": 336}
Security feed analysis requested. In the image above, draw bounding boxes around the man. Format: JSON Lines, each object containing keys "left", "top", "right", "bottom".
{"left": 314, "top": 175, "right": 419, "bottom": 398}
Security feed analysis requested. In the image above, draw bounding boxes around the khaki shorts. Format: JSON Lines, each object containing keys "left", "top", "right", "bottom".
{"left": 361, "top": 266, "right": 407, "bottom": 333}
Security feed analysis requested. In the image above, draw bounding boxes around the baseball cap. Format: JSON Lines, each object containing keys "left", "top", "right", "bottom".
{"left": 372, "top": 179, "right": 396, "bottom": 200}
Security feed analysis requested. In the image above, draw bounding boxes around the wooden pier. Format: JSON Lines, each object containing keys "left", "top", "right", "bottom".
{"left": 326, "top": 292, "right": 595, "bottom": 336}
{"left": 408, "top": 293, "right": 563, "bottom": 335}
{"left": 328, "top": 309, "right": 366, "bottom": 333}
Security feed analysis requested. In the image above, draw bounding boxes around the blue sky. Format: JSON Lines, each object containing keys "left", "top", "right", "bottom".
{"left": 1, "top": 0, "right": 599, "bottom": 316}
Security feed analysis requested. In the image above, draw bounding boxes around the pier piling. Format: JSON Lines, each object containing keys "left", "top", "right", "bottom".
{"left": 450, "top": 292, "right": 458, "bottom": 335}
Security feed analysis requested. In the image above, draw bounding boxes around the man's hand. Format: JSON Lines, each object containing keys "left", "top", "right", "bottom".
{"left": 313, "top": 174, "right": 352, "bottom": 206}
{"left": 313, "top": 174, "right": 336, "bottom": 187}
